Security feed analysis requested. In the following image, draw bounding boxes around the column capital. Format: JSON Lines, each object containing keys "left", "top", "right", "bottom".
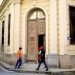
{"left": 12, "top": 0, "right": 21, "bottom": 4}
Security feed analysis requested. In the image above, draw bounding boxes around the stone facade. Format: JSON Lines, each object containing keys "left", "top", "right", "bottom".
{"left": 0, "top": 0, "right": 75, "bottom": 68}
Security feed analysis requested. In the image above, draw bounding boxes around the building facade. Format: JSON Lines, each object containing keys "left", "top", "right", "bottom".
{"left": 0, "top": 0, "right": 75, "bottom": 68}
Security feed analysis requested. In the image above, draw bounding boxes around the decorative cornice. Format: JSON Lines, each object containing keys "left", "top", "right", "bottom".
{"left": 0, "top": 0, "right": 3, "bottom": 5}
{"left": 0, "top": 0, "right": 7, "bottom": 9}
{"left": 0, "top": 0, "right": 21, "bottom": 11}
{"left": 0, "top": 0, "right": 11, "bottom": 11}
{"left": 12, "top": 0, "right": 21, "bottom": 4}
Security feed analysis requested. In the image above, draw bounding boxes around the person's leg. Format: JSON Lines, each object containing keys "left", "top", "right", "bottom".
{"left": 18, "top": 58, "right": 22, "bottom": 68}
{"left": 43, "top": 60, "right": 48, "bottom": 71}
{"left": 15, "top": 60, "right": 19, "bottom": 69}
{"left": 36, "top": 59, "right": 42, "bottom": 70}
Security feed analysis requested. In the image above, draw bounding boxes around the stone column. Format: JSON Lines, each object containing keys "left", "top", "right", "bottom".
{"left": 47, "top": 0, "right": 59, "bottom": 67}
{"left": 0, "top": 19, "right": 2, "bottom": 52}
{"left": 7, "top": 3, "right": 15, "bottom": 65}
{"left": 13, "top": 0, "right": 21, "bottom": 53}
{"left": 9, "top": 0, "right": 21, "bottom": 64}
{"left": 58, "top": 0, "right": 71, "bottom": 68}
{"left": 10, "top": 3, "right": 15, "bottom": 54}
{"left": 0, "top": 19, "right": 2, "bottom": 61}
{"left": 49, "top": 0, "right": 57, "bottom": 54}
{"left": 58, "top": 0, "right": 67, "bottom": 55}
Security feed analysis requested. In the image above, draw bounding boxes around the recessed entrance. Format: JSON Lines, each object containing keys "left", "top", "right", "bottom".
{"left": 38, "top": 35, "right": 45, "bottom": 48}
{"left": 27, "top": 8, "right": 46, "bottom": 62}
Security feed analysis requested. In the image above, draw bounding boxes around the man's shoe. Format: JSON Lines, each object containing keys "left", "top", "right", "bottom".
{"left": 15, "top": 67, "right": 17, "bottom": 69}
{"left": 36, "top": 68, "right": 39, "bottom": 70}
{"left": 46, "top": 68, "right": 48, "bottom": 71}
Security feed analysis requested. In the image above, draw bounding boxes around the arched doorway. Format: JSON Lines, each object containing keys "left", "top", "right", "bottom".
{"left": 27, "top": 8, "right": 46, "bottom": 62}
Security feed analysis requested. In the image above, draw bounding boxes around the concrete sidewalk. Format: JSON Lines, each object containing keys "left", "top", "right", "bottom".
{"left": 0, "top": 61, "right": 75, "bottom": 74}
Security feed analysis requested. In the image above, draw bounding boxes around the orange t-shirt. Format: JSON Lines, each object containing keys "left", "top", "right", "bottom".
{"left": 17, "top": 50, "right": 22, "bottom": 58}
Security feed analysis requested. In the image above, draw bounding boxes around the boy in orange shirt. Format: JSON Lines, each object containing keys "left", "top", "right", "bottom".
{"left": 15, "top": 47, "right": 22, "bottom": 69}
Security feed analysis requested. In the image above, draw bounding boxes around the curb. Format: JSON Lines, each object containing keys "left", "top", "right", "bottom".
{"left": 0, "top": 61, "right": 10, "bottom": 70}
{"left": 8, "top": 69, "right": 75, "bottom": 75}
{"left": 9, "top": 69, "right": 51, "bottom": 74}
{"left": 1, "top": 61, "right": 75, "bottom": 75}
{"left": 0, "top": 61, "right": 51, "bottom": 74}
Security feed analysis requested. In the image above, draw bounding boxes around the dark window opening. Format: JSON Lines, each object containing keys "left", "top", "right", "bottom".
{"left": 69, "top": 6, "right": 75, "bottom": 44}
{"left": 8, "top": 14, "right": 11, "bottom": 46}
{"left": 2, "top": 21, "right": 4, "bottom": 45}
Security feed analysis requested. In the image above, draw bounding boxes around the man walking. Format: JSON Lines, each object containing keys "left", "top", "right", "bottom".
{"left": 36, "top": 46, "right": 48, "bottom": 71}
{"left": 15, "top": 47, "right": 22, "bottom": 69}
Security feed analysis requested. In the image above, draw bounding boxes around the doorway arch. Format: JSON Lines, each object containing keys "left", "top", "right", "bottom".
{"left": 27, "top": 8, "right": 46, "bottom": 62}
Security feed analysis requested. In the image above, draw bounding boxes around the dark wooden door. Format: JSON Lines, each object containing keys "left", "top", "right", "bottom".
{"left": 27, "top": 9, "right": 46, "bottom": 62}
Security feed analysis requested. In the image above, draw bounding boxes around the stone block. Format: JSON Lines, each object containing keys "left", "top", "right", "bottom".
{"left": 46, "top": 54, "right": 59, "bottom": 68}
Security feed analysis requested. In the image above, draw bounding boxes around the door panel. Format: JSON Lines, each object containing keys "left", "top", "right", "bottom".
{"left": 27, "top": 19, "right": 45, "bottom": 62}
{"left": 38, "top": 19, "right": 45, "bottom": 35}
{"left": 27, "top": 20, "right": 38, "bottom": 62}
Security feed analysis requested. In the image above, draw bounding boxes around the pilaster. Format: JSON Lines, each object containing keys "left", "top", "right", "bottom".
{"left": 10, "top": 0, "right": 21, "bottom": 53}
{"left": 49, "top": 0, "right": 58, "bottom": 54}
{"left": 58, "top": 0, "right": 67, "bottom": 55}
{"left": 13, "top": 0, "right": 21, "bottom": 53}
{"left": 0, "top": 19, "right": 2, "bottom": 52}
{"left": 10, "top": 3, "right": 15, "bottom": 54}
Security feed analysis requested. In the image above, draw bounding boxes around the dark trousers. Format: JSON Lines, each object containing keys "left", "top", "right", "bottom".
{"left": 37, "top": 58, "right": 48, "bottom": 70}
{"left": 15, "top": 58, "right": 22, "bottom": 69}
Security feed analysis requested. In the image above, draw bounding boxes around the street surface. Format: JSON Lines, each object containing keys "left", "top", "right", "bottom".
{"left": 0, "top": 65, "right": 75, "bottom": 75}
{"left": 0, "top": 65, "right": 48, "bottom": 75}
